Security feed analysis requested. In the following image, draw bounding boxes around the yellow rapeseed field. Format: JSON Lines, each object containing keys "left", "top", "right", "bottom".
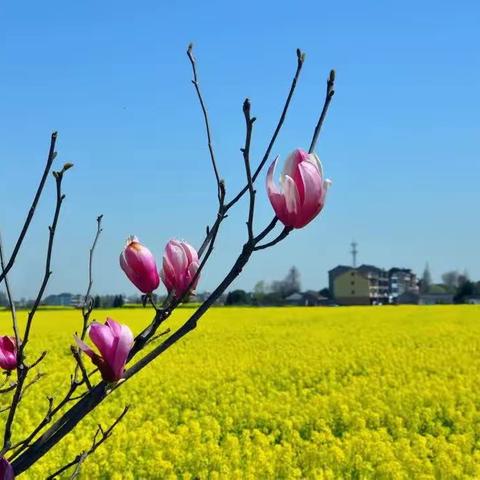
{"left": 1, "top": 305, "right": 480, "bottom": 479}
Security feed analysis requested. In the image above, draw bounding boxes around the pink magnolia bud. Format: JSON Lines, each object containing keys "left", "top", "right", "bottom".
{"left": 266, "top": 149, "right": 331, "bottom": 229}
{"left": 160, "top": 240, "right": 200, "bottom": 299}
{"left": 0, "top": 457, "right": 14, "bottom": 480}
{"left": 75, "top": 318, "right": 133, "bottom": 383}
{"left": 120, "top": 236, "right": 160, "bottom": 294}
{"left": 0, "top": 336, "right": 18, "bottom": 372}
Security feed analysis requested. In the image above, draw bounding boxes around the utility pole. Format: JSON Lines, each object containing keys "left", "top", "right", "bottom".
{"left": 351, "top": 241, "right": 358, "bottom": 268}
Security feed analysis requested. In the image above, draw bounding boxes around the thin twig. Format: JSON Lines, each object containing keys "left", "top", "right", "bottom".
{"left": 0, "top": 132, "right": 58, "bottom": 285}
{"left": 0, "top": 235, "right": 20, "bottom": 346}
{"left": 146, "top": 328, "right": 171, "bottom": 345}
{"left": 45, "top": 406, "right": 129, "bottom": 480}
{"left": 308, "top": 69, "right": 335, "bottom": 154}
{"left": 253, "top": 217, "right": 278, "bottom": 244}
{"left": 71, "top": 347, "right": 92, "bottom": 390}
{"left": 81, "top": 215, "right": 103, "bottom": 335}
{"left": 225, "top": 49, "right": 305, "bottom": 211}
{"left": 187, "top": 43, "right": 223, "bottom": 204}
{"left": 21, "top": 164, "right": 72, "bottom": 352}
{"left": 0, "top": 383, "right": 17, "bottom": 395}
{"left": 241, "top": 99, "right": 257, "bottom": 241}
{"left": 73, "top": 215, "right": 103, "bottom": 384}
{"left": 254, "top": 226, "right": 293, "bottom": 251}
{"left": 26, "top": 351, "right": 47, "bottom": 370}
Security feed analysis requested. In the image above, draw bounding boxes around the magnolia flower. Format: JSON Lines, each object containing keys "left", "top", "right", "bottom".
{"left": 266, "top": 148, "right": 331, "bottom": 229}
{"left": 120, "top": 236, "right": 160, "bottom": 294}
{"left": 0, "top": 336, "right": 17, "bottom": 372}
{"left": 0, "top": 457, "right": 14, "bottom": 480}
{"left": 160, "top": 240, "right": 200, "bottom": 299}
{"left": 75, "top": 318, "right": 133, "bottom": 383}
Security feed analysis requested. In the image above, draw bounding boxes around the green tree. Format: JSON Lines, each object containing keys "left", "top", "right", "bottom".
{"left": 113, "top": 295, "right": 124, "bottom": 308}
{"left": 225, "top": 290, "right": 250, "bottom": 305}
{"left": 454, "top": 281, "right": 475, "bottom": 304}
{"left": 441, "top": 270, "right": 459, "bottom": 293}
{"left": 93, "top": 295, "right": 101, "bottom": 309}
{"left": 420, "top": 263, "right": 432, "bottom": 293}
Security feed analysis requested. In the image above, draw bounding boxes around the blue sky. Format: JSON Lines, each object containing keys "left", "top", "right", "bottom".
{"left": 0, "top": 0, "right": 479, "bottom": 298}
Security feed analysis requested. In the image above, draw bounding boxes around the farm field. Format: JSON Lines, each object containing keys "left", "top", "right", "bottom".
{"left": 1, "top": 305, "right": 480, "bottom": 479}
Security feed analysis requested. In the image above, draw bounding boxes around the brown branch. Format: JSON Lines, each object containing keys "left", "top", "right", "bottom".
{"left": 71, "top": 347, "right": 92, "bottom": 391}
{"left": 0, "top": 234, "right": 20, "bottom": 347}
{"left": 2, "top": 163, "right": 71, "bottom": 453}
{"left": 0, "top": 383, "right": 17, "bottom": 395}
{"left": 45, "top": 406, "right": 129, "bottom": 480}
{"left": 241, "top": 99, "right": 257, "bottom": 241}
{"left": 308, "top": 69, "right": 335, "bottom": 154}
{"left": 187, "top": 43, "right": 223, "bottom": 204}
{"left": 225, "top": 49, "right": 305, "bottom": 211}
{"left": 254, "top": 226, "right": 293, "bottom": 251}
{"left": 81, "top": 215, "right": 103, "bottom": 335}
{"left": 73, "top": 215, "right": 103, "bottom": 384}
{"left": 21, "top": 163, "right": 72, "bottom": 352}
{"left": 253, "top": 216, "right": 278, "bottom": 244}
{"left": 146, "top": 328, "right": 171, "bottom": 345}
{"left": 25, "top": 351, "right": 47, "bottom": 370}
{"left": 0, "top": 132, "right": 58, "bottom": 285}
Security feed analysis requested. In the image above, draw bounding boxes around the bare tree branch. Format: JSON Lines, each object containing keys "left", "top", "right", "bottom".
{"left": 0, "top": 132, "right": 58, "bottom": 285}
{"left": 308, "top": 69, "right": 335, "bottom": 153}
{"left": 225, "top": 49, "right": 305, "bottom": 211}
{"left": 2, "top": 163, "right": 71, "bottom": 453}
{"left": 71, "top": 347, "right": 92, "bottom": 391}
{"left": 81, "top": 215, "right": 103, "bottom": 337}
{"left": 45, "top": 406, "right": 129, "bottom": 480}
{"left": 240, "top": 99, "right": 257, "bottom": 241}
{"left": 187, "top": 43, "right": 223, "bottom": 204}
{"left": 0, "top": 234, "right": 20, "bottom": 346}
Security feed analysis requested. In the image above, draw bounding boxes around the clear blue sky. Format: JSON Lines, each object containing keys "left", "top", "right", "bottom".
{"left": 1, "top": 0, "right": 479, "bottom": 299}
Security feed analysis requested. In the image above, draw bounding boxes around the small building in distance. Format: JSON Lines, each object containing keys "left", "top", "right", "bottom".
{"left": 43, "top": 292, "right": 74, "bottom": 306}
{"left": 389, "top": 268, "right": 419, "bottom": 302}
{"left": 285, "top": 291, "right": 332, "bottom": 306}
{"left": 466, "top": 296, "right": 480, "bottom": 305}
{"left": 329, "top": 263, "right": 419, "bottom": 306}
{"left": 419, "top": 293, "right": 454, "bottom": 305}
{"left": 396, "top": 291, "right": 420, "bottom": 305}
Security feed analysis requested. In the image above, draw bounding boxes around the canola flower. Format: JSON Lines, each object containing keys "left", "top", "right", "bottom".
{"left": 1, "top": 305, "right": 480, "bottom": 479}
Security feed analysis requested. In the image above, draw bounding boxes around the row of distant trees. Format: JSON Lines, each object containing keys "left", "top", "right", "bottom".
{"left": 93, "top": 295, "right": 125, "bottom": 308}
{"left": 0, "top": 293, "right": 126, "bottom": 309}
{"left": 225, "top": 266, "right": 318, "bottom": 306}
{"left": 420, "top": 265, "right": 480, "bottom": 303}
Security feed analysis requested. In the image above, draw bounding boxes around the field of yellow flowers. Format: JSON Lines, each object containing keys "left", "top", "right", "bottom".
{"left": 1, "top": 305, "right": 480, "bottom": 479}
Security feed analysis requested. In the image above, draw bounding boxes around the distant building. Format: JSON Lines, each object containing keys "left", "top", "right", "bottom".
{"left": 419, "top": 293, "right": 454, "bottom": 305}
{"left": 43, "top": 292, "right": 84, "bottom": 307}
{"left": 43, "top": 292, "right": 73, "bottom": 306}
{"left": 284, "top": 293, "right": 304, "bottom": 306}
{"left": 284, "top": 291, "right": 331, "bottom": 306}
{"left": 70, "top": 294, "right": 84, "bottom": 308}
{"left": 329, "top": 263, "right": 420, "bottom": 306}
{"left": 328, "top": 265, "right": 351, "bottom": 293}
{"left": 465, "top": 296, "right": 480, "bottom": 305}
{"left": 357, "top": 264, "right": 390, "bottom": 304}
{"left": 329, "top": 264, "right": 390, "bottom": 306}
{"left": 389, "top": 268, "right": 419, "bottom": 302}
{"left": 396, "top": 291, "right": 420, "bottom": 305}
